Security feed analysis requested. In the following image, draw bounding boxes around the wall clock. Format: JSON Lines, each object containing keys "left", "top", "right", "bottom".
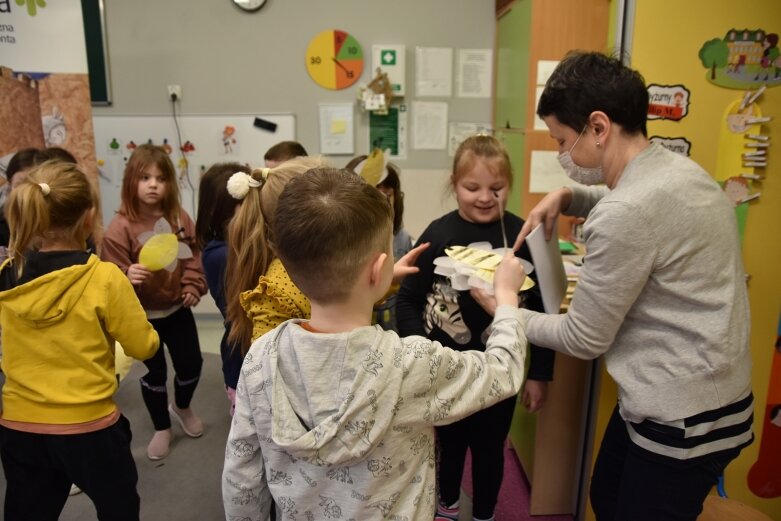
{"left": 305, "top": 30, "right": 364, "bottom": 90}
{"left": 233, "top": 0, "right": 267, "bottom": 11}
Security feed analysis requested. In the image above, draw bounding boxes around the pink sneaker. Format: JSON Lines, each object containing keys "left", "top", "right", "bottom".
{"left": 434, "top": 502, "right": 460, "bottom": 520}
{"left": 147, "top": 429, "right": 173, "bottom": 460}
{"left": 168, "top": 404, "right": 203, "bottom": 438}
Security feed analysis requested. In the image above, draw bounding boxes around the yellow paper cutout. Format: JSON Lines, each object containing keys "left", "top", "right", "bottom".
{"left": 444, "top": 245, "right": 535, "bottom": 292}
{"left": 139, "top": 233, "right": 179, "bottom": 271}
{"left": 359, "top": 148, "right": 389, "bottom": 186}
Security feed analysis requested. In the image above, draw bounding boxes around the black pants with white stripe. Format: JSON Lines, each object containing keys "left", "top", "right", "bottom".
{"left": 141, "top": 306, "right": 203, "bottom": 431}
{"left": 590, "top": 405, "right": 745, "bottom": 521}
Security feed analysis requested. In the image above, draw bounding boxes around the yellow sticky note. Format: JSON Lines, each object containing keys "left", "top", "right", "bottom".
{"left": 331, "top": 119, "right": 347, "bottom": 134}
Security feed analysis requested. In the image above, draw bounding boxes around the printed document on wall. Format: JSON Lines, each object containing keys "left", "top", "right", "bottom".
{"left": 456, "top": 49, "right": 492, "bottom": 98}
{"left": 412, "top": 101, "right": 448, "bottom": 150}
{"left": 529, "top": 150, "right": 577, "bottom": 193}
{"left": 415, "top": 47, "right": 453, "bottom": 97}
{"left": 318, "top": 103, "right": 354, "bottom": 155}
{"left": 448, "top": 122, "right": 493, "bottom": 156}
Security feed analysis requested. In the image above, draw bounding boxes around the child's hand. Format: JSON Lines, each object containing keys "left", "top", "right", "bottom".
{"left": 470, "top": 287, "right": 498, "bottom": 316}
{"left": 127, "top": 263, "right": 152, "bottom": 285}
{"left": 493, "top": 251, "right": 525, "bottom": 307}
{"left": 392, "top": 242, "right": 430, "bottom": 285}
{"left": 522, "top": 380, "right": 549, "bottom": 412}
{"left": 182, "top": 291, "right": 200, "bottom": 308}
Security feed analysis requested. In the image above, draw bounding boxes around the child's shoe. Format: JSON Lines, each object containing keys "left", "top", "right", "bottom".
{"left": 435, "top": 501, "right": 460, "bottom": 520}
{"left": 147, "top": 429, "right": 173, "bottom": 460}
{"left": 169, "top": 403, "right": 204, "bottom": 438}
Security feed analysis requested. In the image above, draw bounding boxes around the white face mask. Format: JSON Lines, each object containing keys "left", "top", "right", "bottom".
{"left": 558, "top": 126, "right": 604, "bottom": 185}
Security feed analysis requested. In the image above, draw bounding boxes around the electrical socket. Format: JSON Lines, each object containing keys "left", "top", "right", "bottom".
{"left": 167, "top": 84, "right": 182, "bottom": 101}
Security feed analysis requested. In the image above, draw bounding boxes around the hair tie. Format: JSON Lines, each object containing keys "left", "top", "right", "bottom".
{"left": 226, "top": 171, "right": 262, "bottom": 200}
{"left": 38, "top": 183, "right": 51, "bottom": 196}
{"left": 261, "top": 167, "right": 271, "bottom": 180}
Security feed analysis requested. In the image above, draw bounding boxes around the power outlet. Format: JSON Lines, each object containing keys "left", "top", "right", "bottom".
{"left": 167, "top": 84, "right": 182, "bottom": 101}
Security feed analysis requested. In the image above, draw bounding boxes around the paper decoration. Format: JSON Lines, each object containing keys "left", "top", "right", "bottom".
{"left": 433, "top": 243, "right": 535, "bottom": 295}
{"left": 647, "top": 84, "right": 691, "bottom": 121}
{"left": 354, "top": 148, "right": 390, "bottom": 186}
{"left": 699, "top": 29, "right": 781, "bottom": 89}
{"left": 649, "top": 136, "right": 692, "bottom": 156}
{"left": 137, "top": 218, "right": 193, "bottom": 272}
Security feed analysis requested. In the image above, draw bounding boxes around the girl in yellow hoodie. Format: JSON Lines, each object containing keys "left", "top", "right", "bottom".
{"left": 0, "top": 160, "right": 159, "bottom": 521}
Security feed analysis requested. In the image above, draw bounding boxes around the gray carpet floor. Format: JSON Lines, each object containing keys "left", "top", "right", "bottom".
{"left": 0, "top": 352, "right": 233, "bottom": 520}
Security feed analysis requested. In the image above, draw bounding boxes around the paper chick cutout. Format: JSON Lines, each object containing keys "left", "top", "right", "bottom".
{"left": 433, "top": 242, "right": 535, "bottom": 295}
{"left": 138, "top": 218, "right": 193, "bottom": 272}
{"left": 355, "top": 148, "right": 391, "bottom": 186}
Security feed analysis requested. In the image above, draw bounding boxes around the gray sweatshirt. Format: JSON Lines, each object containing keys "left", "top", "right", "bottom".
{"left": 223, "top": 305, "right": 526, "bottom": 521}
{"left": 520, "top": 144, "right": 751, "bottom": 424}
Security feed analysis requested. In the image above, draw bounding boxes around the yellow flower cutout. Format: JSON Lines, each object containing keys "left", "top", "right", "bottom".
{"left": 433, "top": 243, "right": 535, "bottom": 294}
{"left": 138, "top": 218, "right": 193, "bottom": 272}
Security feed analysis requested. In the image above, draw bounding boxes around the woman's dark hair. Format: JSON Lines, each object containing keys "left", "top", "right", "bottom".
{"left": 537, "top": 51, "right": 649, "bottom": 137}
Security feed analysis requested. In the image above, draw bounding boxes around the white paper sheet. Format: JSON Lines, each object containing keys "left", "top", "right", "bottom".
{"left": 415, "top": 47, "right": 453, "bottom": 97}
{"left": 456, "top": 49, "right": 492, "bottom": 98}
{"left": 529, "top": 150, "right": 576, "bottom": 193}
{"left": 534, "top": 86, "right": 547, "bottom": 130}
{"left": 412, "top": 101, "right": 448, "bottom": 150}
{"left": 525, "top": 222, "right": 568, "bottom": 314}
{"left": 318, "top": 103, "right": 354, "bottom": 155}
{"left": 448, "top": 121, "right": 493, "bottom": 156}
{"left": 536, "top": 60, "right": 559, "bottom": 86}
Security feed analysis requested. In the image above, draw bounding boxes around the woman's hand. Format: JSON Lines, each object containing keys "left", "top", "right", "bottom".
{"left": 127, "top": 263, "right": 152, "bottom": 286}
{"left": 392, "top": 242, "right": 430, "bottom": 285}
{"left": 521, "top": 379, "right": 549, "bottom": 412}
{"left": 513, "top": 188, "right": 573, "bottom": 249}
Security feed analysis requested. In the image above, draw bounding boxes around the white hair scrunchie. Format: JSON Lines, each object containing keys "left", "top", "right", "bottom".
{"left": 38, "top": 183, "right": 51, "bottom": 196}
{"left": 226, "top": 171, "right": 263, "bottom": 200}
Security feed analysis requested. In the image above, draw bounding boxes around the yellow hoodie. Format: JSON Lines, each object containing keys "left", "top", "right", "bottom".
{"left": 0, "top": 255, "right": 159, "bottom": 424}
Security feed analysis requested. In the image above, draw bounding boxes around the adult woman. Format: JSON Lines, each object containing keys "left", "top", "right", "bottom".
{"left": 513, "top": 52, "right": 753, "bottom": 521}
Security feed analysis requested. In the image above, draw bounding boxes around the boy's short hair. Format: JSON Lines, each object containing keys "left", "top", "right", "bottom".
{"left": 273, "top": 167, "right": 393, "bottom": 304}
{"left": 264, "top": 141, "right": 308, "bottom": 162}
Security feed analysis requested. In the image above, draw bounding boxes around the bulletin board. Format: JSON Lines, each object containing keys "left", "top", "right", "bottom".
{"left": 93, "top": 113, "right": 295, "bottom": 225}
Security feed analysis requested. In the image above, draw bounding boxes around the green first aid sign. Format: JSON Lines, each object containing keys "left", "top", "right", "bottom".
{"left": 380, "top": 49, "right": 396, "bottom": 65}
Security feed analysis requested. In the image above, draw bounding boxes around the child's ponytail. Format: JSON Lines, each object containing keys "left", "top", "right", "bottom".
{"left": 6, "top": 160, "right": 94, "bottom": 275}
{"left": 224, "top": 156, "right": 327, "bottom": 352}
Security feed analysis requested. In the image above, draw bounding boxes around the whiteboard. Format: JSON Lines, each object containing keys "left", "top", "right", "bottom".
{"left": 92, "top": 113, "right": 295, "bottom": 225}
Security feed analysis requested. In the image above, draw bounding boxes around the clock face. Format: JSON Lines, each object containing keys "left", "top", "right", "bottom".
{"left": 233, "top": 0, "right": 266, "bottom": 11}
{"left": 305, "top": 30, "right": 364, "bottom": 90}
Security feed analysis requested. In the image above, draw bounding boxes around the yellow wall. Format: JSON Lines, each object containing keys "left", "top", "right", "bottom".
{"left": 589, "top": 0, "right": 781, "bottom": 518}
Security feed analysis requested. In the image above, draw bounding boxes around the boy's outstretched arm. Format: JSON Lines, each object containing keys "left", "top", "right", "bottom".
{"left": 223, "top": 377, "right": 273, "bottom": 521}
{"left": 392, "top": 241, "right": 430, "bottom": 285}
{"left": 396, "top": 253, "right": 529, "bottom": 426}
